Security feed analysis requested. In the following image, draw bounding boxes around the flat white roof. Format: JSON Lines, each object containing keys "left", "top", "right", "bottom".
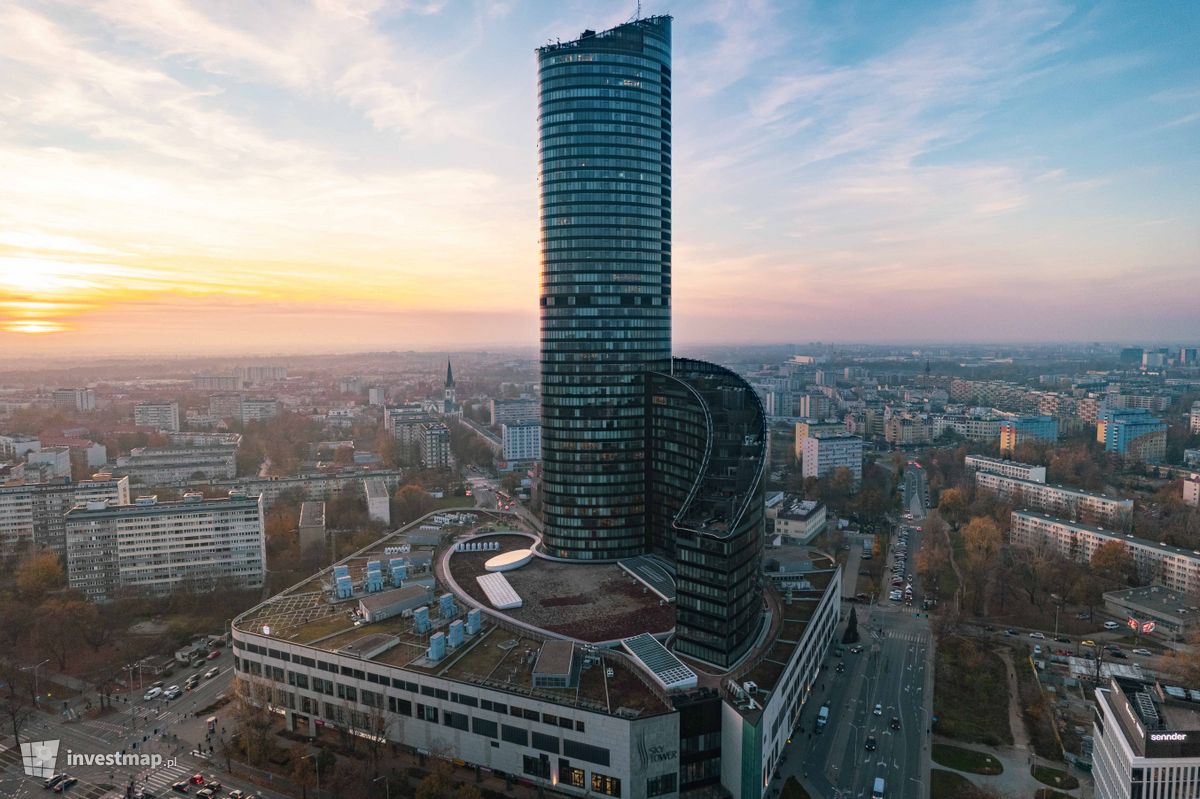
{"left": 621, "top": 632, "right": 697, "bottom": 692}
{"left": 485, "top": 548, "right": 534, "bottom": 572}
{"left": 476, "top": 572, "right": 523, "bottom": 610}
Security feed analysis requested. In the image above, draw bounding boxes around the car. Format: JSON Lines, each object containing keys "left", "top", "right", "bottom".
{"left": 835, "top": 661, "right": 845, "bottom": 673}
{"left": 1104, "top": 621, "right": 1121, "bottom": 630}
{"left": 864, "top": 735, "right": 877, "bottom": 751}
{"left": 1133, "top": 648, "right": 1153, "bottom": 656}
{"left": 1005, "top": 629, "right": 1018, "bottom": 636}
{"left": 190, "top": 774, "right": 206, "bottom": 785}
{"left": 1081, "top": 639, "right": 1096, "bottom": 647}
{"left": 1077, "top": 612, "right": 1092, "bottom": 620}
{"left": 205, "top": 667, "right": 220, "bottom": 679}
{"left": 207, "top": 650, "right": 221, "bottom": 660}
{"left": 143, "top": 686, "right": 162, "bottom": 700}
{"left": 907, "top": 574, "right": 914, "bottom": 581}
{"left": 44, "top": 774, "right": 68, "bottom": 789}
{"left": 849, "top": 645, "right": 864, "bottom": 654}
{"left": 1029, "top": 631, "right": 1046, "bottom": 639}
{"left": 196, "top": 790, "right": 216, "bottom": 799}
{"left": 1109, "top": 650, "right": 1128, "bottom": 659}
{"left": 172, "top": 781, "right": 191, "bottom": 793}
{"left": 53, "top": 777, "right": 78, "bottom": 793}
{"left": 227, "top": 792, "right": 245, "bottom": 799}
{"left": 1055, "top": 636, "right": 1070, "bottom": 643}
{"left": 859, "top": 570, "right": 871, "bottom": 576}
{"left": 1033, "top": 645, "right": 1042, "bottom": 655}
{"left": 890, "top": 716, "right": 901, "bottom": 730}
{"left": 873, "top": 703, "right": 882, "bottom": 716}
{"left": 163, "top": 685, "right": 182, "bottom": 699}
{"left": 206, "top": 780, "right": 222, "bottom": 793}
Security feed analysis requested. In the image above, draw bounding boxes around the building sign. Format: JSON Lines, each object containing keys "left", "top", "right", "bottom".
{"left": 1142, "top": 621, "right": 1157, "bottom": 634}
{"left": 1128, "top": 617, "right": 1140, "bottom": 631}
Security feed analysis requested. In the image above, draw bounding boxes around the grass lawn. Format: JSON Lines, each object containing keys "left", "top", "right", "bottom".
{"left": 780, "top": 777, "right": 812, "bottom": 799}
{"left": 930, "top": 769, "right": 977, "bottom": 799}
{"left": 1031, "top": 764, "right": 1079, "bottom": 790}
{"left": 1013, "top": 652, "right": 1065, "bottom": 760}
{"left": 431, "top": 495, "right": 475, "bottom": 510}
{"left": 931, "top": 743, "right": 1004, "bottom": 775}
{"left": 934, "top": 636, "right": 1013, "bottom": 746}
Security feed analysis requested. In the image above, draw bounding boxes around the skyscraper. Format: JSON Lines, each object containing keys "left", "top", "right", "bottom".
{"left": 537, "top": 17, "right": 673, "bottom": 560}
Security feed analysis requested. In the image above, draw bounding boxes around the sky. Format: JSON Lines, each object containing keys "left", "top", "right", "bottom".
{"left": 0, "top": 0, "right": 1197, "bottom": 357}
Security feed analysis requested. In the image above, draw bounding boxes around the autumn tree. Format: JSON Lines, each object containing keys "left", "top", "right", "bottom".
{"left": 962, "top": 516, "right": 1003, "bottom": 614}
{"left": 35, "top": 597, "right": 92, "bottom": 670}
{"left": 394, "top": 484, "right": 435, "bottom": 524}
{"left": 938, "top": 488, "right": 968, "bottom": 530}
{"left": 415, "top": 759, "right": 483, "bottom": 799}
{"left": 16, "top": 551, "right": 65, "bottom": 600}
{"left": 1091, "top": 540, "right": 1137, "bottom": 586}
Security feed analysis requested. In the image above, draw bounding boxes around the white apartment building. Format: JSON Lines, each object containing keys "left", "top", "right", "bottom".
{"left": 1191, "top": 401, "right": 1200, "bottom": 435}
{"left": 490, "top": 397, "right": 539, "bottom": 427}
{"left": 0, "top": 475, "right": 132, "bottom": 556}
{"left": 964, "top": 454, "right": 1047, "bottom": 483}
{"left": 134, "top": 401, "right": 181, "bottom": 432}
{"left": 240, "top": 398, "right": 280, "bottom": 423}
{"left": 115, "top": 444, "right": 238, "bottom": 484}
{"left": 1010, "top": 511, "right": 1200, "bottom": 596}
{"left": 801, "top": 433, "right": 862, "bottom": 484}
{"left": 209, "top": 393, "right": 244, "bottom": 421}
{"left": 1093, "top": 677, "right": 1200, "bottom": 799}
{"left": 0, "top": 435, "right": 40, "bottom": 459}
{"left": 193, "top": 375, "right": 241, "bottom": 391}
{"left": 978, "top": 472, "right": 1132, "bottom": 527}
{"left": 65, "top": 492, "right": 265, "bottom": 602}
{"left": 364, "top": 478, "right": 391, "bottom": 525}
{"left": 207, "top": 470, "right": 406, "bottom": 511}
{"left": 501, "top": 422, "right": 541, "bottom": 465}
{"left": 933, "top": 415, "right": 1004, "bottom": 441}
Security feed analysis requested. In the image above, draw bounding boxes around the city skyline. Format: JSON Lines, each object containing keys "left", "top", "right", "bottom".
{"left": 2, "top": 0, "right": 1198, "bottom": 356}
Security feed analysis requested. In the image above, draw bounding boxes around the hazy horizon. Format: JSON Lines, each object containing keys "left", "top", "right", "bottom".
{"left": 2, "top": 0, "right": 1197, "bottom": 356}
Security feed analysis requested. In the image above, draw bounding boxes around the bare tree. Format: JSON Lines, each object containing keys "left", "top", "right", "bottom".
{"left": 0, "top": 661, "right": 35, "bottom": 746}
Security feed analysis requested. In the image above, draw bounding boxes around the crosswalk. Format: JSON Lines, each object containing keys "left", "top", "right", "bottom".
{"left": 884, "top": 630, "right": 929, "bottom": 645}
{"left": 135, "top": 759, "right": 193, "bottom": 795}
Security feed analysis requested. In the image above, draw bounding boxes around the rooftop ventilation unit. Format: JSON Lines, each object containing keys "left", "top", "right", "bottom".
{"left": 335, "top": 575, "right": 353, "bottom": 600}
{"left": 413, "top": 606, "right": 431, "bottom": 634}
{"left": 428, "top": 631, "right": 445, "bottom": 662}
{"left": 466, "top": 608, "right": 482, "bottom": 635}
{"left": 448, "top": 620, "right": 464, "bottom": 648}
{"left": 439, "top": 593, "right": 456, "bottom": 618}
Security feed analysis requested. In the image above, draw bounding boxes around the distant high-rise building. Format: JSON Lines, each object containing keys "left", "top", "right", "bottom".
{"left": 537, "top": 17, "right": 673, "bottom": 560}
{"left": 52, "top": 387, "right": 95, "bottom": 412}
{"left": 999, "top": 415, "right": 1058, "bottom": 454}
{"left": 801, "top": 433, "right": 863, "bottom": 485}
{"left": 1098, "top": 409, "right": 1167, "bottom": 463}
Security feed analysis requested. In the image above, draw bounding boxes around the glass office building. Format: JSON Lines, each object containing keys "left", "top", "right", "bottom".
{"left": 537, "top": 17, "right": 673, "bottom": 560}
{"left": 647, "top": 359, "right": 767, "bottom": 668}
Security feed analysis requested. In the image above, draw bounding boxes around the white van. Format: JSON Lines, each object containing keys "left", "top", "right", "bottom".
{"left": 872, "top": 777, "right": 885, "bottom": 798}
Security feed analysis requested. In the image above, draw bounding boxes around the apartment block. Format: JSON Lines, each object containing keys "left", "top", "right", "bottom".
{"left": 115, "top": 443, "right": 238, "bottom": 484}
{"left": 979, "top": 472, "right": 1132, "bottom": 526}
{"left": 501, "top": 422, "right": 541, "bottom": 465}
{"left": 1098, "top": 409, "right": 1168, "bottom": 463}
{"left": 489, "top": 397, "right": 539, "bottom": 427}
{"left": 134, "top": 401, "right": 181, "bottom": 432}
{"left": 999, "top": 415, "right": 1058, "bottom": 454}
{"left": 793, "top": 420, "right": 845, "bottom": 459}
{"left": 964, "top": 454, "right": 1047, "bottom": 483}
{"left": 419, "top": 423, "right": 451, "bottom": 469}
{"left": 1184, "top": 475, "right": 1200, "bottom": 509}
{"left": 66, "top": 492, "right": 265, "bottom": 602}
{"left": 0, "top": 475, "right": 131, "bottom": 556}
{"left": 1011, "top": 511, "right": 1200, "bottom": 596}
{"left": 240, "top": 398, "right": 280, "bottom": 423}
{"left": 801, "top": 433, "right": 862, "bottom": 484}
{"left": 52, "top": 387, "right": 96, "bottom": 412}
{"left": 364, "top": 478, "right": 391, "bottom": 526}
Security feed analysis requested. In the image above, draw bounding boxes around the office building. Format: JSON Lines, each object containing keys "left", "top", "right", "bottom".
{"left": 52, "top": 387, "right": 95, "bottom": 412}
{"left": 419, "top": 423, "right": 451, "bottom": 469}
{"left": 1093, "top": 676, "right": 1200, "bottom": 799}
{"left": 0, "top": 474, "right": 130, "bottom": 556}
{"left": 501, "top": 422, "right": 541, "bottom": 466}
{"left": 999, "top": 415, "right": 1058, "bottom": 454}
{"left": 768, "top": 498, "right": 827, "bottom": 544}
{"left": 646, "top": 358, "right": 767, "bottom": 668}
{"left": 297, "top": 501, "right": 326, "bottom": 557}
{"left": 1098, "top": 409, "right": 1168, "bottom": 463}
{"left": 1184, "top": 475, "right": 1200, "bottom": 509}
{"left": 1103, "top": 586, "right": 1200, "bottom": 641}
{"left": 66, "top": 492, "right": 265, "bottom": 602}
{"left": 115, "top": 443, "right": 238, "bottom": 484}
{"left": 976, "top": 472, "right": 1131, "bottom": 527}
{"left": 1011, "top": 511, "right": 1200, "bottom": 596}
{"left": 801, "top": 433, "right": 863, "bottom": 484}
{"left": 134, "top": 401, "right": 180, "bottom": 432}
{"left": 964, "top": 454, "right": 1046, "bottom": 483}
{"left": 537, "top": 16, "right": 673, "bottom": 560}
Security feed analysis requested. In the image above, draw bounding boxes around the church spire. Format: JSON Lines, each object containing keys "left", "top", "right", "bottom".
{"left": 445, "top": 360, "right": 454, "bottom": 388}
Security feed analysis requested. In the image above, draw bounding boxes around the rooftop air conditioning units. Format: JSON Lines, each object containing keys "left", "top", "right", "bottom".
{"left": 743, "top": 681, "right": 758, "bottom": 695}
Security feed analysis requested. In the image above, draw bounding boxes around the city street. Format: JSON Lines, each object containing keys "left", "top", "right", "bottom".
{"left": 0, "top": 649, "right": 290, "bottom": 799}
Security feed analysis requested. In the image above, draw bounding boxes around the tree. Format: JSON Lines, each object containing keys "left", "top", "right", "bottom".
{"left": 232, "top": 676, "right": 279, "bottom": 766}
{"left": 937, "top": 488, "right": 968, "bottom": 530}
{"left": 35, "top": 597, "right": 91, "bottom": 670}
{"left": 0, "top": 661, "right": 35, "bottom": 746}
{"left": 1091, "top": 540, "right": 1137, "bottom": 586}
{"left": 415, "top": 759, "right": 483, "bottom": 799}
{"left": 962, "top": 517, "right": 1003, "bottom": 567}
{"left": 394, "top": 484, "right": 434, "bottom": 525}
{"left": 16, "top": 551, "right": 64, "bottom": 599}
{"left": 842, "top": 606, "right": 860, "bottom": 644}
{"left": 290, "top": 743, "right": 318, "bottom": 799}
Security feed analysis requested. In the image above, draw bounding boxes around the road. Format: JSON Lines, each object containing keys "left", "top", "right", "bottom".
{"left": 0, "top": 648, "right": 291, "bottom": 799}
{"left": 780, "top": 466, "right": 934, "bottom": 799}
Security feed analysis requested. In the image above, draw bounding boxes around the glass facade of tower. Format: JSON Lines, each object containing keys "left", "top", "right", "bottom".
{"left": 647, "top": 358, "right": 767, "bottom": 668}
{"left": 537, "top": 17, "right": 673, "bottom": 560}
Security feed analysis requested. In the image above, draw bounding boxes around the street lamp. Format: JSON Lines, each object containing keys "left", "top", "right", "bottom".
{"left": 21, "top": 659, "right": 48, "bottom": 704}
{"left": 373, "top": 774, "right": 391, "bottom": 799}
{"left": 303, "top": 751, "right": 321, "bottom": 799}
{"left": 1051, "top": 593, "right": 1065, "bottom": 640}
